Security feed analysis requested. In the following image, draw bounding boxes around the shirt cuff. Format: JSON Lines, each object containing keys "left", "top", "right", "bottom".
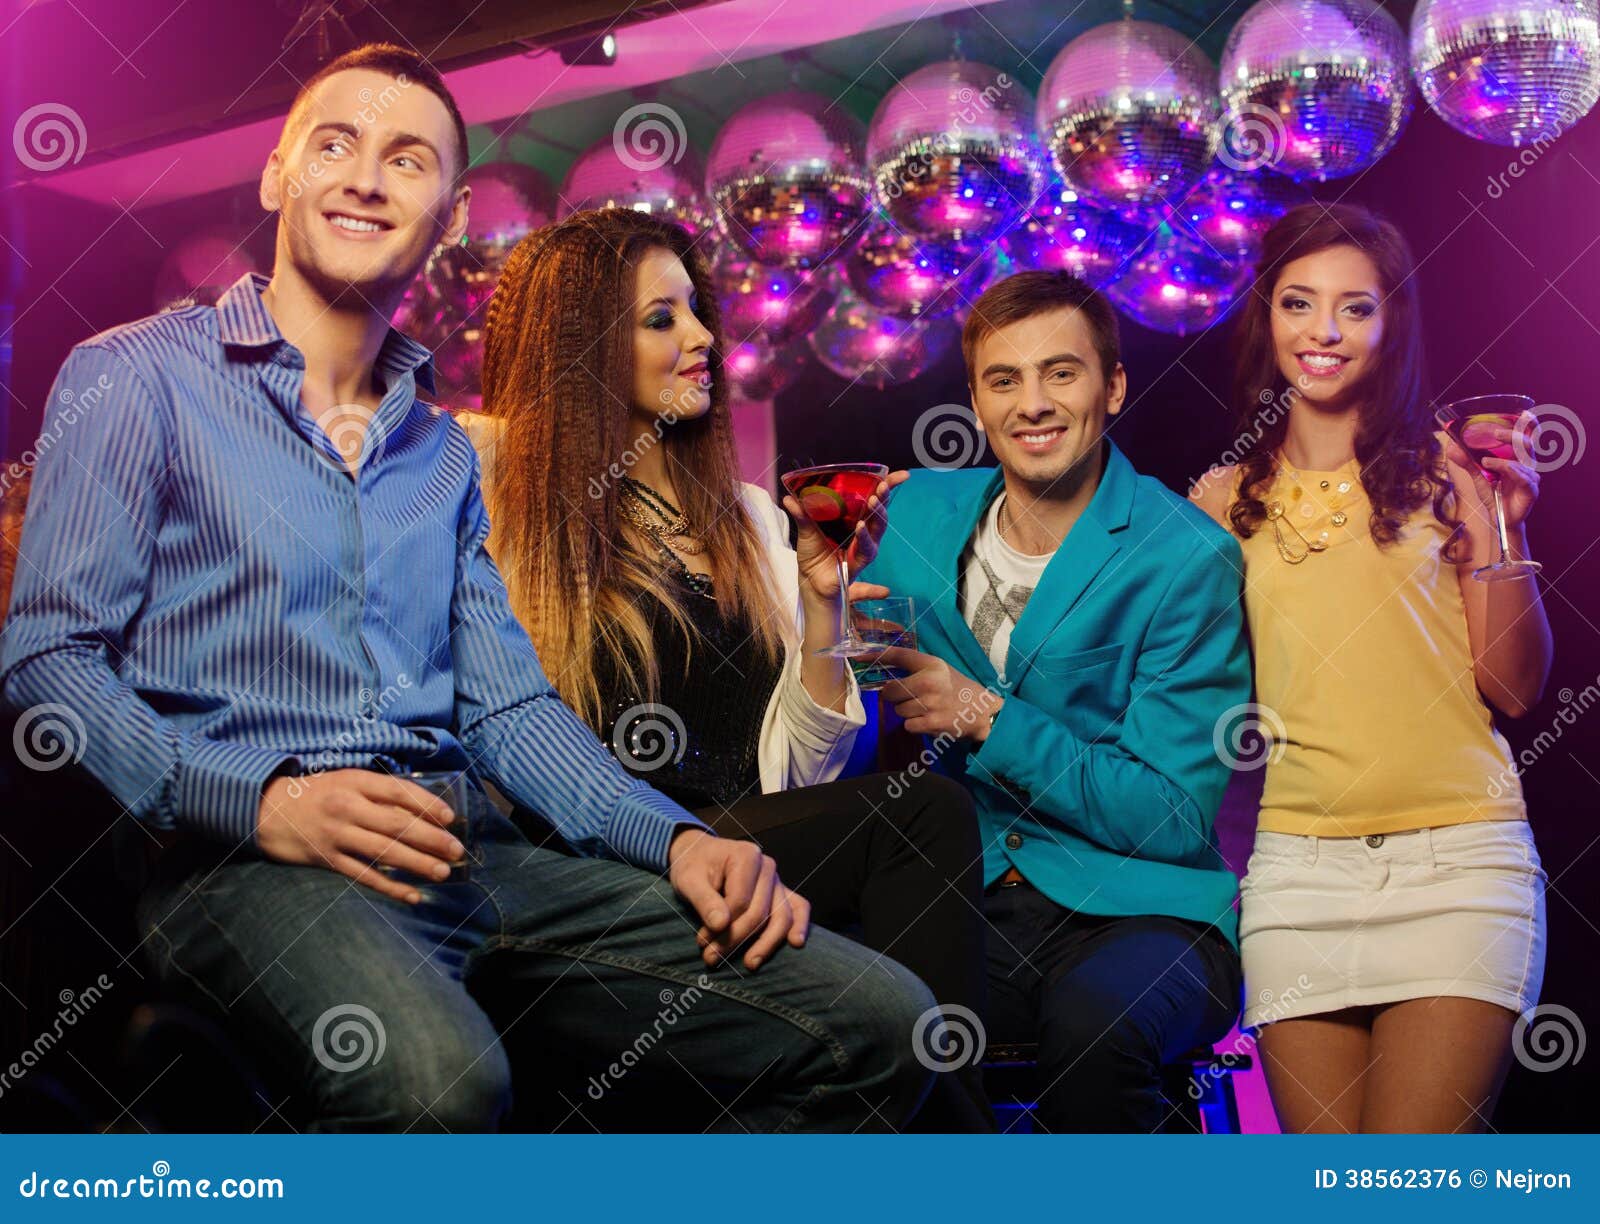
{"left": 174, "top": 738, "right": 300, "bottom": 845}
{"left": 610, "top": 784, "right": 711, "bottom": 873}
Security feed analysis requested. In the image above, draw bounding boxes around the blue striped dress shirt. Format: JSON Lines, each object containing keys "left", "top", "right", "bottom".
{"left": 0, "top": 273, "right": 705, "bottom": 871}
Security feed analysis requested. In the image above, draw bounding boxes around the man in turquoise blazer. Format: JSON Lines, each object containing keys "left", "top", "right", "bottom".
{"left": 860, "top": 271, "right": 1250, "bottom": 1132}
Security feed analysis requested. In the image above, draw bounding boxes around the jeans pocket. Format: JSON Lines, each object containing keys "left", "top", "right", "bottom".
{"left": 1242, "top": 832, "right": 1309, "bottom": 890}
{"left": 1434, "top": 821, "right": 1546, "bottom": 881}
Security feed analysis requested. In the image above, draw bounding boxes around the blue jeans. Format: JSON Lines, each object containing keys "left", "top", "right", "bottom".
{"left": 135, "top": 785, "right": 936, "bottom": 1132}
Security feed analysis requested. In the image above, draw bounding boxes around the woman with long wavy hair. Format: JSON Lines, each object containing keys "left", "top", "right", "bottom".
{"left": 471, "top": 208, "right": 992, "bottom": 1130}
{"left": 1189, "top": 202, "right": 1552, "bottom": 1132}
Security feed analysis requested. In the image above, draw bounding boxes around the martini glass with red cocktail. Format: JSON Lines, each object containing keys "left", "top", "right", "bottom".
{"left": 780, "top": 462, "right": 889, "bottom": 657}
{"left": 1435, "top": 394, "right": 1542, "bottom": 582}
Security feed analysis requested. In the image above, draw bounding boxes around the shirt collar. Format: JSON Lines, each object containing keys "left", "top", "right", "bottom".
{"left": 215, "top": 272, "right": 436, "bottom": 396}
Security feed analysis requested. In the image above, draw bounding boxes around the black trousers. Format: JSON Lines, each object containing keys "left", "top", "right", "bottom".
{"left": 697, "top": 770, "right": 995, "bottom": 1132}
{"left": 984, "top": 879, "right": 1242, "bottom": 1133}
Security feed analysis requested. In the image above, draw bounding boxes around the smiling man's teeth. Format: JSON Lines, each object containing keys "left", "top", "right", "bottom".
{"left": 1018, "top": 430, "right": 1062, "bottom": 441}
{"left": 330, "top": 215, "right": 382, "bottom": 232}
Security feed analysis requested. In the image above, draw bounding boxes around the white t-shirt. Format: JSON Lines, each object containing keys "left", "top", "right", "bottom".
{"left": 959, "top": 494, "right": 1055, "bottom": 683}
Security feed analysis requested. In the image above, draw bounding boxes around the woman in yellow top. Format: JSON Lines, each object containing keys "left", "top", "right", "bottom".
{"left": 1190, "top": 202, "right": 1552, "bottom": 1133}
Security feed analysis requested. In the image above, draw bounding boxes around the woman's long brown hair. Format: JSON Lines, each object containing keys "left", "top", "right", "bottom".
{"left": 1227, "top": 202, "right": 1462, "bottom": 556}
{"left": 480, "top": 208, "right": 787, "bottom": 732}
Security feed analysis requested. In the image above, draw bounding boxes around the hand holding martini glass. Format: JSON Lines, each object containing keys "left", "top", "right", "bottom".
{"left": 1435, "top": 394, "right": 1542, "bottom": 582}
{"left": 780, "top": 462, "right": 894, "bottom": 657}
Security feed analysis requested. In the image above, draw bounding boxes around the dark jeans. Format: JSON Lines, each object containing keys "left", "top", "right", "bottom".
{"left": 698, "top": 770, "right": 995, "bottom": 1132}
{"left": 135, "top": 784, "right": 936, "bottom": 1133}
{"left": 985, "top": 879, "right": 1241, "bottom": 1133}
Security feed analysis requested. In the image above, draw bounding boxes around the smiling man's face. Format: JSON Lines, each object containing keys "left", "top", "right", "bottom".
{"left": 260, "top": 68, "right": 468, "bottom": 306}
{"left": 969, "top": 305, "right": 1126, "bottom": 490}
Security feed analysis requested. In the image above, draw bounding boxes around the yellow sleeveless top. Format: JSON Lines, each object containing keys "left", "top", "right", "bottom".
{"left": 1230, "top": 458, "right": 1525, "bottom": 836}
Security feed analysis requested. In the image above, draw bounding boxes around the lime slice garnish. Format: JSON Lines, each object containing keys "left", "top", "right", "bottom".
{"left": 798, "top": 484, "right": 847, "bottom": 521}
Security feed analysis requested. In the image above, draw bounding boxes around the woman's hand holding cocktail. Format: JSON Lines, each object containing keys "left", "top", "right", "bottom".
{"left": 1436, "top": 410, "right": 1552, "bottom": 717}
{"left": 1436, "top": 412, "right": 1541, "bottom": 529}
{"left": 784, "top": 469, "right": 909, "bottom": 605}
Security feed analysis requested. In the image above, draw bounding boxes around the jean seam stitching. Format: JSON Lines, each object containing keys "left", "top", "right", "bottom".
{"left": 141, "top": 918, "right": 233, "bottom": 1017}
{"left": 480, "top": 934, "right": 850, "bottom": 1059}
{"left": 478, "top": 934, "right": 855, "bottom": 1130}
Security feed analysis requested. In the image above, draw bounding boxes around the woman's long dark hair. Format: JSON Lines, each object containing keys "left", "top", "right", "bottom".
{"left": 1227, "top": 202, "right": 1462, "bottom": 555}
{"left": 479, "top": 209, "right": 787, "bottom": 731}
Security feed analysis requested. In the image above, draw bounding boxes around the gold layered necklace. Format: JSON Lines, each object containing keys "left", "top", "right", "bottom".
{"left": 618, "top": 477, "right": 705, "bottom": 555}
{"left": 1265, "top": 455, "right": 1359, "bottom": 564}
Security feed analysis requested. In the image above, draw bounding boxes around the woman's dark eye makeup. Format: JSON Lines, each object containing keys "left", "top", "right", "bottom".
{"left": 1280, "top": 294, "right": 1376, "bottom": 318}
{"left": 643, "top": 294, "right": 699, "bottom": 330}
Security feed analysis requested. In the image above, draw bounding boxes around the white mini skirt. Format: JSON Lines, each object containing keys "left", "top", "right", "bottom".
{"left": 1239, "top": 820, "right": 1546, "bottom": 1029}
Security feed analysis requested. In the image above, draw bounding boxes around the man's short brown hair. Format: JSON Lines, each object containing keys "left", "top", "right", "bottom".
{"left": 961, "top": 270, "right": 1121, "bottom": 385}
{"left": 280, "top": 43, "right": 470, "bottom": 181}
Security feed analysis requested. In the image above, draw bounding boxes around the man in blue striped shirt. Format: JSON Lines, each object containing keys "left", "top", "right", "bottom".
{"left": 0, "top": 44, "right": 935, "bottom": 1131}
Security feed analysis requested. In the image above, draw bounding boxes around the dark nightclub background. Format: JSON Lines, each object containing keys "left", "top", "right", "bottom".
{"left": 0, "top": 0, "right": 1596, "bottom": 1131}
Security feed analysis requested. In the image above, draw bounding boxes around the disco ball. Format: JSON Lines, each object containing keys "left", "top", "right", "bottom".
{"left": 391, "top": 163, "right": 554, "bottom": 408}
{"left": 1105, "top": 222, "right": 1252, "bottom": 336}
{"left": 999, "top": 180, "right": 1145, "bottom": 287}
{"left": 392, "top": 245, "right": 493, "bottom": 409}
{"left": 1163, "top": 163, "right": 1308, "bottom": 263}
{"left": 1411, "top": 0, "right": 1600, "bottom": 146}
{"left": 844, "top": 221, "right": 996, "bottom": 318}
{"left": 461, "top": 161, "right": 556, "bottom": 244}
{"left": 807, "top": 285, "right": 958, "bottom": 388}
{"left": 714, "top": 245, "right": 836, "bottom": 346}
{"left": 706, "top": 91, "right": 872, "bottom": 269}
{"left": 866, "top": 60, "right": 1045, "bottom": 249}
{"left": 1221, "top": 0, "right": 1412, "bottom": 182}
{"left": 429, "top": 324, "right": 488, "bottom": 411}
{"left": 725, "top": 337, "right": 809, "bottom": 400}
{"left": 152, "top": 226, "right": 263, "bottom": 311}
{"left": 1037, "top": 19, "right": 1221, "bottom": 210}
{"left": 558, "top": 135, "right": 712, "bottom": 236}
